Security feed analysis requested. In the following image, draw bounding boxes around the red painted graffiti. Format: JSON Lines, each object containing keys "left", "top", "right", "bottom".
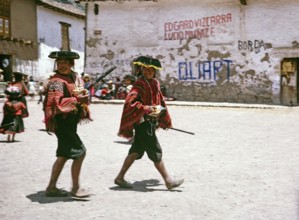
{"left": 164, "top": 13, "right": 232, "bottom": 40}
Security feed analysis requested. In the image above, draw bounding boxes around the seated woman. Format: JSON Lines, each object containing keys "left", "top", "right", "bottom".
{"left": 95, "top": 84, "right": 113, "bottom": 100}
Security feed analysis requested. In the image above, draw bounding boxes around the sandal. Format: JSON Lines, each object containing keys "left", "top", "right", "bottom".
{"left": 45, "top": 188, "right": 69, "bottom": 197}
{"left": 71, "top": 188, "right": 91, "bottom": 198}
{"left": 166, "top": 179, "right": 184, "bottom": 190}
{"left": 114, "top": 179, "right": 133, "bottom": 189}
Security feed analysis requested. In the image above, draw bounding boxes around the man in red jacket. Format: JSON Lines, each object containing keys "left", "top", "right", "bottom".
{"left": 115, "top": 56, "right": 184, "bottom": 190}
{"left": 44, "top": 50, "right": 91, "bottom": 198}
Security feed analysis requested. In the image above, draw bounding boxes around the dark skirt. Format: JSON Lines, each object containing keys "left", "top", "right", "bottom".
{"left": 54, "top": 114, "right": 86, "bottom": 160}
{"left": 1, "top": 114, "right": 24, "bottom": 134}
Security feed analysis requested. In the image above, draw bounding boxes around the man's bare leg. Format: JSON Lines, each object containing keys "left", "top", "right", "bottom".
{"left": 154, "top": 160, "right": 171, "bottom": 183}
{"left": 46, "top": 157, "right": 68, "bottom": 192}
{"left": 7, "top": 134, "right": 11, "bottom": 142}
{"left": 114, "top": 153, "right": 138, "bottom": 187}
{"left": 12, "top": 134, "right": 15, "bottom": 142}
{"left": 154, "top": 160, "right": 184, "bottom": 189}
{"left": 71, "top": 153, "right": 87, "bottom": 196}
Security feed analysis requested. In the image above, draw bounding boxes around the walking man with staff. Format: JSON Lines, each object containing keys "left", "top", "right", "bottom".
{"left": 43, "top": 50, "right": 92, "bottom": 198}
{"left": 115, "top": 56, "right": 184, "bottom": 190}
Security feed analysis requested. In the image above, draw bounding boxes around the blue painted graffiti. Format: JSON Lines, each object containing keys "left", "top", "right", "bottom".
{"left": 178, "top": 60, "right": 233, "bottom": 81}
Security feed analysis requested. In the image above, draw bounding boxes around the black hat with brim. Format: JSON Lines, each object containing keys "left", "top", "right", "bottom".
{"left": 12, "top": 71, "right": 28, "bottom": 76}
{"left": 133, "top": 56, "right": 162, "bottom": 70}
{"left": 48, "top": 50, "right": 80, "bottom": 59}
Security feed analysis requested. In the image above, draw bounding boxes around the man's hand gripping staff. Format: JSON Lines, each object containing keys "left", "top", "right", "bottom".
{"left": 135, "top": 103, "right": 195, "bottom": 135}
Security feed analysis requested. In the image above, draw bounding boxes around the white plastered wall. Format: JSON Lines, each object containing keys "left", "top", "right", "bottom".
{"left": 37, "top": 6, "right": 85, "bottom": 79}
{"left": 84, "top": 0, "right": 299, "bottom": 103}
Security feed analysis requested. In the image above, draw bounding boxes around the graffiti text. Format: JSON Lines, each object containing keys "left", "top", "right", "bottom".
{"left": 238, "top": 40, "right": 268, "bottom": 53}
{"left": 178, "top": 60, "right": 233, "bottom": 81}
{"left": 164, "top": 13, "right": 232, "bottom": 40}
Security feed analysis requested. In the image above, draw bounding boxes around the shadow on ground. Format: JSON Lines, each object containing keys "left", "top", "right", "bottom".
{"left": 109, "top": 179, "right": 183, "bottom": 193}
{"left": 0, "top": 140, "right": 21, "bottom": 143}
{"left": 26, "top": 191, "right": 90, "bottom": 204}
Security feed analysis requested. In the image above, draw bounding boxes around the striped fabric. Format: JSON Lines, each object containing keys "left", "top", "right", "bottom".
{"left": 118, "top": 76, "right": 172, "bottom": 139}
{"left": 44, "top": 72, "right": 91, "bottom": 132}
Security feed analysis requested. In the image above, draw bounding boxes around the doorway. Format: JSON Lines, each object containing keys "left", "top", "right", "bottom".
{"left": 280, "top": 58, "right": 299, "bottom": 106}
{"left": 0, "top": 54, "right": 12, "bottom": 82}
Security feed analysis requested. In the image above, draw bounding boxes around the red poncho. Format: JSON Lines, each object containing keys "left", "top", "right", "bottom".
{"left": 44, "top": 71, "right": 91, "bottom": 132}
{"left": 118, "top": 76, "right": 172, "bottom": 139}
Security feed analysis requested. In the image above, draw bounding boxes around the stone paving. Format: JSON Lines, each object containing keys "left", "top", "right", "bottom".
{"left": 0, "top": 98, "right": 298, "bottom": 220}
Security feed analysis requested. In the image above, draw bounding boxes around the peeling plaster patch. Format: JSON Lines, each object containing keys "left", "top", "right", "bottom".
{"left": 169, "top": 53, "right": 175, "bottom": 61}
{"left": 216, "top": 64, "right": 231, "bottom": 84}
{"left": 292, "top": 41, "right": 299, "bottom": 48}
{"left": 156, "top": 55, "right": 164, "bottom": 60}
{"left": 244, "top": 69, "right": 255, "bottom": 77}
{"left": 261, "top": 53, "right": 270, "bottom": 63}
{"left": 181, "top": 38, "right": 192, "bottom": 49}
{"left": 231, "top": 66, "right": 240, "bottom": 79}
{"left": 177, "top": 39, "right": 192, "bottom": 55}
{"left": 86, "top": 37, "right": 100, "bottom": 48}
{"left": 177, "top": 45, "right": 188, "bottom": 56}
{"left": 100, "top": 50, "right": 115, "bottom": 60}
{"left": 235, "top": 64, "right": 245, "bottom": 71}
{"left": 237, "top": 69, "right": 273, "bottom": 97}
{"left": 265, "top": 43, "right": 272, "bottom": 48}
{"left": 207, "top": 50, "right": 230, "bottom": 60}
{"left": 160, "top": 75, "right": 180, "bottom": 92}
{"left": 177, "top": 39, "right": 203, "bottom": 58}
{"left": 195, "top": 44, "right": 202, "bottom": 53}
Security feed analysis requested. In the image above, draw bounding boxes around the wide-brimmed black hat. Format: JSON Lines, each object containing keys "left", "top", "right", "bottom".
{"left": 48, "top": 50, "right": 80, "bottom": 59}
{"left": 133, "top": 56, "right": 162, "bottom": 70}
{"left": 12, "top": 71, "right": 28, "bottom": 76}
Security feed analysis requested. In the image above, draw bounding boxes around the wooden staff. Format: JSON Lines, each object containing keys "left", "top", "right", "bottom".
{"left": 169, "top": 127, "right": 195, "bottom": 135}
{"left": 86, "top": 65, "right": 117, "bottom": 90}
{"left": 0, "top": 122, "right": 15, "bottom": 129}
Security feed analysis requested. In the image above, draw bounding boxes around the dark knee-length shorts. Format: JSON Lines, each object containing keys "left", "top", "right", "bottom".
{"left": 129, "top": 121, "right": 162, "bottom": 162}
{"left": 55, "top": 114, "right": 86, "bottom": 160}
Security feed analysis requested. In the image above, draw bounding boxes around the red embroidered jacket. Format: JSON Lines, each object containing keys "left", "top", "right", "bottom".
{"left": 44, "top": 71, "right": 91, "bottom": 132}
{"left": 118, "top": 76, "right": 172, "bottom": 139}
